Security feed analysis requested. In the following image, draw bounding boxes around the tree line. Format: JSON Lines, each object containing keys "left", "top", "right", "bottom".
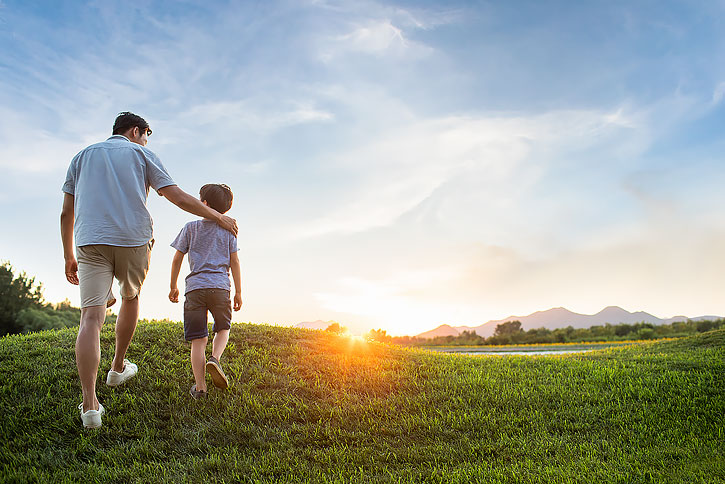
{"left": 367, "top": 317, "right": 725, "bottom": 346}
{"left": 0, "top": 262, "right": 116, "bottom": 336}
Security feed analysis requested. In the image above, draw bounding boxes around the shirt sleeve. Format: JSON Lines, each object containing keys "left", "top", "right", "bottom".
{"left": 144, "top": 150, "right": 176, "bottom": 193}
{"left": 61, "top": 156, "right": 78, "bottom": 195}
{"left": 229, "top": 233, "right": 239, "bottom": 254}
{"left": 170, "top": 225, "right": 190, "bottom": 254}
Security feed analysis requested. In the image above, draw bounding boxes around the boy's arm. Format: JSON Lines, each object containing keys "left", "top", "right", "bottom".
{"left": 60, "top": 193, "right": 78, "bottom": 285}
{"left": 230, "top": 251, "right": 242, "bottom": 311}
{"left": 169, "top": 250, "right": 185, "bottom": 303}
{"left": 158, "top": 185, "right": 238, "bottom": 236}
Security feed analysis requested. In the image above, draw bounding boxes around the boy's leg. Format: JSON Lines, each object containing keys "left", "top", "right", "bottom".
{"left": 207, "top": 290, "right": 232, "bottom": 389}
{"left": 190, "top": 337, "right": 208, "bottom": 392}
{"left": 209, "top": 289, "right": 233, "bottom": 361}
{"left": 111, "top": 296, "right": 139, "bottom": 372}
{"left": 184, "top": 289, "right": 210, "bottom": 392}
{"left": 76, "top": 305, "right": 106, "bottom": 411}
{"left": 211, "top": 330, "right": 230, "bottom": 361}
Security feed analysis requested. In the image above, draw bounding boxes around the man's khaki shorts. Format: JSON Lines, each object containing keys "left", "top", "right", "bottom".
{"left": 77, "top": 241, "right": 153, "bottom": 308}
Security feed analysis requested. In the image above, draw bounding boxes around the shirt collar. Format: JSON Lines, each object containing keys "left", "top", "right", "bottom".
{"left": 108, "top": 134, "right": 131, "bottom": 142}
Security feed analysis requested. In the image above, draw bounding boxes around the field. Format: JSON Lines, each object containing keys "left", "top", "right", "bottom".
{"left": 1, "top": 322, "right": 723, "bottom": 483}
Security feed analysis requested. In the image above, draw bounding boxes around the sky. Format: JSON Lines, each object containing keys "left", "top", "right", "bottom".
{"left": 1, "top": 0, "right": 724, "bottom": 336}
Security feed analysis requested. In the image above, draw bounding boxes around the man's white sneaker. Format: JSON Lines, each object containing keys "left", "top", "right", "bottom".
{"left": 78, "top": 402, "right": 105, "bottom": 429}
{"left": 106, "top": 359, "right": 138, "bottom": 386}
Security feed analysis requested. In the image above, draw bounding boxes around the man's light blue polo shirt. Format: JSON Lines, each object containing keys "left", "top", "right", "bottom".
{"left": 62, "top": 135, "right": 176, "bottom": 247}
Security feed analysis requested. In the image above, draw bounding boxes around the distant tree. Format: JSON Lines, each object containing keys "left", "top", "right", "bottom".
{"left": 0, "top": 262, "right": 44, "bottom": 335}
{"left": 494, "top": 320, "right": 523, "bottom": 337}
{"left": 696, "top": 320, "right": 719, "bottom": 333}
{"left": 457, "top": 330, "right": 485, "bottom": 345}
{"left": 614, "top": 323, "right": 633, "bottom": 337}
{"left": 367, "top": 329, "right": 393, "bottom": 343}
{"left": 15, "top": 306, "right": 76, "bottom": 332}
{"left": 325, "top": 322, "right": 346, "bottom": 334}
{"left": 635, "top": 327, "right": 655, "bottom": 340}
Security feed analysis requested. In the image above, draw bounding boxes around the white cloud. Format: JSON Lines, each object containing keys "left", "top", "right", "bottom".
{"left": 317, "top": 14, "right": 435, "bottom": 62}
{"left": 0, "top": 107, "right": 100, "bottom": 175}
{"left": 318, "top": 19, "right": 408, "bottom": 61}
{"left": 713, "top": 82, "right": 725, "bottom": 105}
{"left": 308, "top": 0, "right": 463, "bottom": 30}
{"left": 288, "top": 108, "right": 640, "bottom": 241}
{"left": 179, "top": 100, "right": 333, "bottom": 133}
{"left": 338, "top": 20, "right": 407, "bottom": 53}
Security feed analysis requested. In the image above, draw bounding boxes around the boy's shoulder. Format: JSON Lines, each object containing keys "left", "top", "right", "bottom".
{"left": 186, "top": 219, "right": 234, "bottom": 238}
{"left": 176, "top": 219, "right": 199, "bottom": 234}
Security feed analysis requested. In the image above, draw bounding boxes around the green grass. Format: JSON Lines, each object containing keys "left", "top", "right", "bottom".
{"left": 1, "top": 322, "right": 723, "bottom": 483}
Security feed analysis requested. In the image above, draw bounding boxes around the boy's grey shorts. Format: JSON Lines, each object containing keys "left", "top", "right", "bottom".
{"left": 183, "top": 288, "right": 232, "bottom": 341}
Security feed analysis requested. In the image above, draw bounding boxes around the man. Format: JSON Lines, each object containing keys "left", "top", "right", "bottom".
{"left": 60, "top": 112, "right": 237, "bottom": 429}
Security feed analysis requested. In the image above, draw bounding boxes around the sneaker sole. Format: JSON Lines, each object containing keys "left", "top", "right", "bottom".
{"left": 206, "top": 361, "right": 229, "bottom": 389}
{"left": 106, "top": 362, "right": 138, "bottom": 386}
{"left": 83, "top": 419, "right": 102, "bottom": 429}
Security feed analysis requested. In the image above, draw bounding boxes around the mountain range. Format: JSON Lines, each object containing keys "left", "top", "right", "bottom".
{"left": 295, "top": 320, "right": 338, "bottom": 331}
{"left": 416, "top": 306, "right": 722, "bottom": 339}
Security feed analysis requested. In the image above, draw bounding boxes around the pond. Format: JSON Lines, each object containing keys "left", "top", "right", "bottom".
{"left": 427, "top": 343, "right": 631, "bottom": 356}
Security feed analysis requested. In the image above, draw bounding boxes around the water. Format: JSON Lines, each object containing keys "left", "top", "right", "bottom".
{"left": 446, "top": 349, "right": 595, "bottom": 356}
{"left": 428, "top": 345, "right": 619, "bottom": 356}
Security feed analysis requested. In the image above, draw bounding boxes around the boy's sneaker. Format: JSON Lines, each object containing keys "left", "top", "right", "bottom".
{"left": 190, "top": 384, "right": 208, "bottom": 399}
{"left": 206, "top": 356, "right": 229, "bottom": 389}
{"left": 106, "top": 359, "right": 138, "bottom": 386}
{"left": 78, "top": 402, "right": 105, "bottom": 429}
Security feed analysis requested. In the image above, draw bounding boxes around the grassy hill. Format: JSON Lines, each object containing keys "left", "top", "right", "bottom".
{"left": 1, "top": 322, "right": 723, "bottom": 483}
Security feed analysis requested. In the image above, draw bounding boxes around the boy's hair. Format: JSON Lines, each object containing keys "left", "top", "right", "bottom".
{"left": 200, "top": 184, "right": 233, "bottom": 213}
{"left": 112, "top": 112, "right": 151, "bottom": 136}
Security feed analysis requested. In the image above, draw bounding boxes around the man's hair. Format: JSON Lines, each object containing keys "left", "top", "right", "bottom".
{"left": 200, "top": 184, "right": 233, "bottom": 214}
{"left": 112, "top": 112, "right": 151, "bottom": 136}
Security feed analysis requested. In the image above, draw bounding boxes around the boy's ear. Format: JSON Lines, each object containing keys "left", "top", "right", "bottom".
{"left": 201, "top": 200, "right": 208, "bottom": 206}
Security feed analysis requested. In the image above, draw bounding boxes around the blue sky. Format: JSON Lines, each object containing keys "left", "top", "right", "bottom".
{"left": 1, "top": 0, "right": 724, "bottom": 335}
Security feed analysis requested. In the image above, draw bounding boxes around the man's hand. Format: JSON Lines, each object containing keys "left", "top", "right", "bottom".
{"left": 65, "top": 257, "right": 79, "bottom": 285}
{"left": 233, "top": 292, "right": 243, "bottom": 311}
{"left": 169, "top": 287, "right": 179, "bottom": 303}
{"left": 218, "top": 214, "right": 238, "bottom": 236}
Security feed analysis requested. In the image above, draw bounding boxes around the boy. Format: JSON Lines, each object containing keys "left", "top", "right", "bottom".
{"left": 169, "top": 183, "right": 242, "bottom": 399}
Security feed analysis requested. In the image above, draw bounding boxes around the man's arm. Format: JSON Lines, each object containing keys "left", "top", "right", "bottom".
{"left": 230, "top": 251, "right": 242, "bottom": 311}
{"left": 158, "top": 185, "right": 238, "bottom": 236}
{"left": 169, "top": 250, "right": 185, "bottom": 303}
{"left": 60, "top": 193, "right": 78, "bottom": 285}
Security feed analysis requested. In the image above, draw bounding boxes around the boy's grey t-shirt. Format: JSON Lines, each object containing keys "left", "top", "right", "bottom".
{"left": 171, "top": 219, "right": 239, "bottom": 294}
{"left": 61, "top": 135, "right": 176, "bottom": 247}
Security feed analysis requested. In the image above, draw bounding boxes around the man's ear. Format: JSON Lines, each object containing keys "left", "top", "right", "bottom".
{"left": 132, "top": 126, "right": 140, "bottom": 138}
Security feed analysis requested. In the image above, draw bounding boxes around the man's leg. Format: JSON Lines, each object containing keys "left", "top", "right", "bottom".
{"left": 211, "top": 329, "right": 230, "bottom": 361}
{"left": 191, "top": 337, "right": 208, "bottom": 392}
{"left": 111, "top": 296, "right": 139, "bottom": 372}
{"left": 111, "top": 242, "right": 151, "bottom": 372}
{"left": 76, "top": 305, "right": 107, "bottom": 412}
